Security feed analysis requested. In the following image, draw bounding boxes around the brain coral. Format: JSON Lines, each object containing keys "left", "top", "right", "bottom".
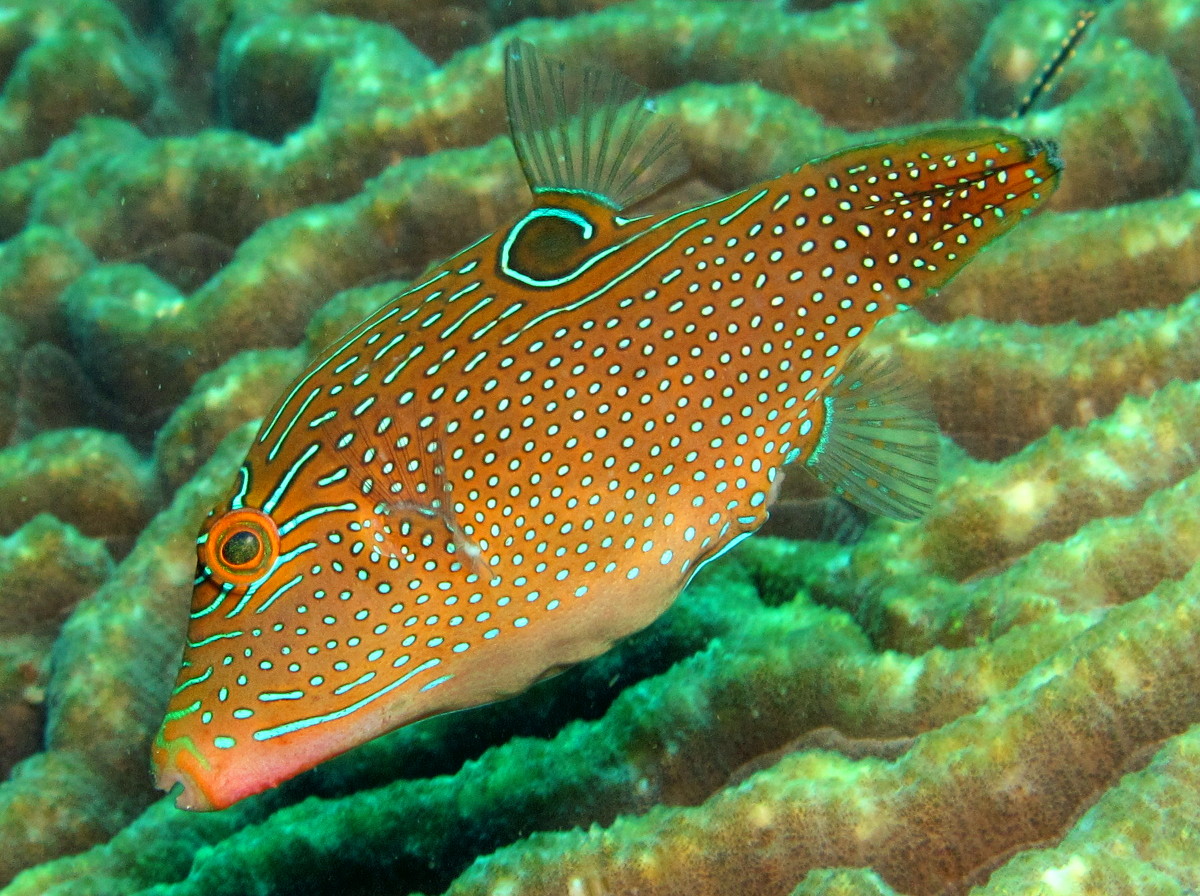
{"left": 0, "top": 0, "right": 1199, "bottom": 894}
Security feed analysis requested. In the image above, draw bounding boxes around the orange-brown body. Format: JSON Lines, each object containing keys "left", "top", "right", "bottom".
{"left": 154, "top": 45, "right": 1060, "bottom": 811}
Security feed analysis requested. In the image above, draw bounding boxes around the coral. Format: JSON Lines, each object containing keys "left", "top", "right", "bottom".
{"left": 0, "top": 2, "right": 160, "bottom": 170}
{"left": 0, "top": 515, "right": 112, "bottom": 779}
{"left": 0, "top": 429, "right": 159, "bottom": 552}
{"left": 0, "top": 427, "right": 253, "bottom": 887}
{"left": 0, "top": 0, "right": 1198, "bottom": 894}
{"left": 152, "top": 348, "right": 303, "bottom": 491}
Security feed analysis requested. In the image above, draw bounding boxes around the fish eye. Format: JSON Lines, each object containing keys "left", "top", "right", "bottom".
{"left": 198, "top": 508, "right": 281, "bottom": 591}
{"left": 220, "top": 529, "right": 262, "bottom": 567}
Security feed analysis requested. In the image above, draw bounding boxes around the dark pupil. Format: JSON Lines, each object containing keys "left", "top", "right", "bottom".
{"left": 221, "top": 530, "right": 261, "bottom": 566}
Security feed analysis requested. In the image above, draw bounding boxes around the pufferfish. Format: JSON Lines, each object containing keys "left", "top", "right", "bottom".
{"left": 153, "top": 39, "right": 1060, "bottom": 810}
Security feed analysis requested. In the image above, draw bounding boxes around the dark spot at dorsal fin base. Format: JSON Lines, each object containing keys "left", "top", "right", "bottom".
{"left": 499, "top": 202, "right": 601, "bottom": 285}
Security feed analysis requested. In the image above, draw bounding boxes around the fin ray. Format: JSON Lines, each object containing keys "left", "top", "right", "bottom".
{"left": 806, "top": 351, "right": 940, "bottom": 521}
{"left": 504, "top": 39, "right": 687, "bottom": 208}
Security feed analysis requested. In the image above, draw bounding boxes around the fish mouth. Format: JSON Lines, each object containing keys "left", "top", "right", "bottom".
{"left": 156, "top": 765, "right": 217, "bottom": 812}
{"left": 151, "top": 731, "right": 221, "bottom": 811}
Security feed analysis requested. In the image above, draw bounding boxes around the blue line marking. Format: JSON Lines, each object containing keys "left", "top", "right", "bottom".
{"left": 440, "top": 292, "right": 494, "bottom": 340}
{"left": 268, "top": 388, "right": 321, "bottom": 462}
{"left": 230, "top": 465, "right": 251, "bottom": 511}
{"left": 186, "top": 629, "right": 244, "bottom": 649}
{"left": 468, "top": 300, "right": 525, "bottom": 342}
{"left": 263, "top": 443, "right": 321, "bottom": 515}
{"left": 382, "top": 345, "right": 425, "bottom": 386}
{"left": 372, "top": 332, "right": 406, "bottom": 362}
{"left": 420, "top": 673, "right": 454, "bottom": 692}
{"left": 190, "top": 580, "right": 235, "bottom": 619}
{"left": 254, "top": 573, "right": 305, "bottom": 615}
{"left": 334, "top": 671, "right": 377, "bottom": 695}
{"left": 174, "top": 666, "right": 213, "bottom": 692}
{"left": 278, "top": 502, "right": 358, "bottom": 537}
{"left": 222, "top": 541, "right": 317, "bottom": 618}
{"left": 498, "top": 207, "right": 596, "bottom": 288}
{"left": 252, "top": 658, "right": 443, "bottom": 741}
{"left": 316, "top": 467, "right": 349, "bottom": 487}
{"left": 308, "top": 409, "right": 337, "bottom": 429}
{"left": 718, "top": 188, "right": 764, "bottom": 225}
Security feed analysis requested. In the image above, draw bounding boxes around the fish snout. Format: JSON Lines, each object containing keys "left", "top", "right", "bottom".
{"left": 151, "top": 728, "right": 222, "bottom": 811}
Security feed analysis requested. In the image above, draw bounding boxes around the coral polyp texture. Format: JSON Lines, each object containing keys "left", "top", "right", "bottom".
{"left": 0, "top": 0, "right": 1198, "bottom": 893}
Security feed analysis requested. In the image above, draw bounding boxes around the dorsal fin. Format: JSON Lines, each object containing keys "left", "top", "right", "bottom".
{"left": 503, "top": 38, "right": 688, "bottom": 209}
{"left": 806, "top": 351, "right": 940, "bottom": 521}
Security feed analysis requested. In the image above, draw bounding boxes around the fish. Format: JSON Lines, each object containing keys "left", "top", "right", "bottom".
{"left": 153, "top": 39, "right": 1061, "bottom": 810}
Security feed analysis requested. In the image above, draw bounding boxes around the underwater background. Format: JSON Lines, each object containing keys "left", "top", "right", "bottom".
{"left": 0, "top": 0, "right": 1197, "bottom": 893}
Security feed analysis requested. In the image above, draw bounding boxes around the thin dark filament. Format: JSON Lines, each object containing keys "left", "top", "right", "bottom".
{"left": 1012, "top": 9, "right": 1097, "bottom": 118}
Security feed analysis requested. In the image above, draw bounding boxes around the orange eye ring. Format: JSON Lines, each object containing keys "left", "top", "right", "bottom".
{"left": 199, "top": 508, "right": 280, "bottom": 591}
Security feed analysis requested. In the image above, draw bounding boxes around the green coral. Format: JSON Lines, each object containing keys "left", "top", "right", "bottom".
{"left": 0, "top": 515, "right": 111, "bottom": 780}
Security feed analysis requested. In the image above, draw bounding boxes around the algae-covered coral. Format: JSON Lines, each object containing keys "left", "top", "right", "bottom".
{"left": 1, "top": 0, "right": 1199, "bottom": 893}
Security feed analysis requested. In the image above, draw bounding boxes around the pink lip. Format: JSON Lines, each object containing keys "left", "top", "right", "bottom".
{"left": 156, "top": 765, "right": 217, "bottom": 811}
{"left": 151, "top": 732, "right": 225, "bottom": 811}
